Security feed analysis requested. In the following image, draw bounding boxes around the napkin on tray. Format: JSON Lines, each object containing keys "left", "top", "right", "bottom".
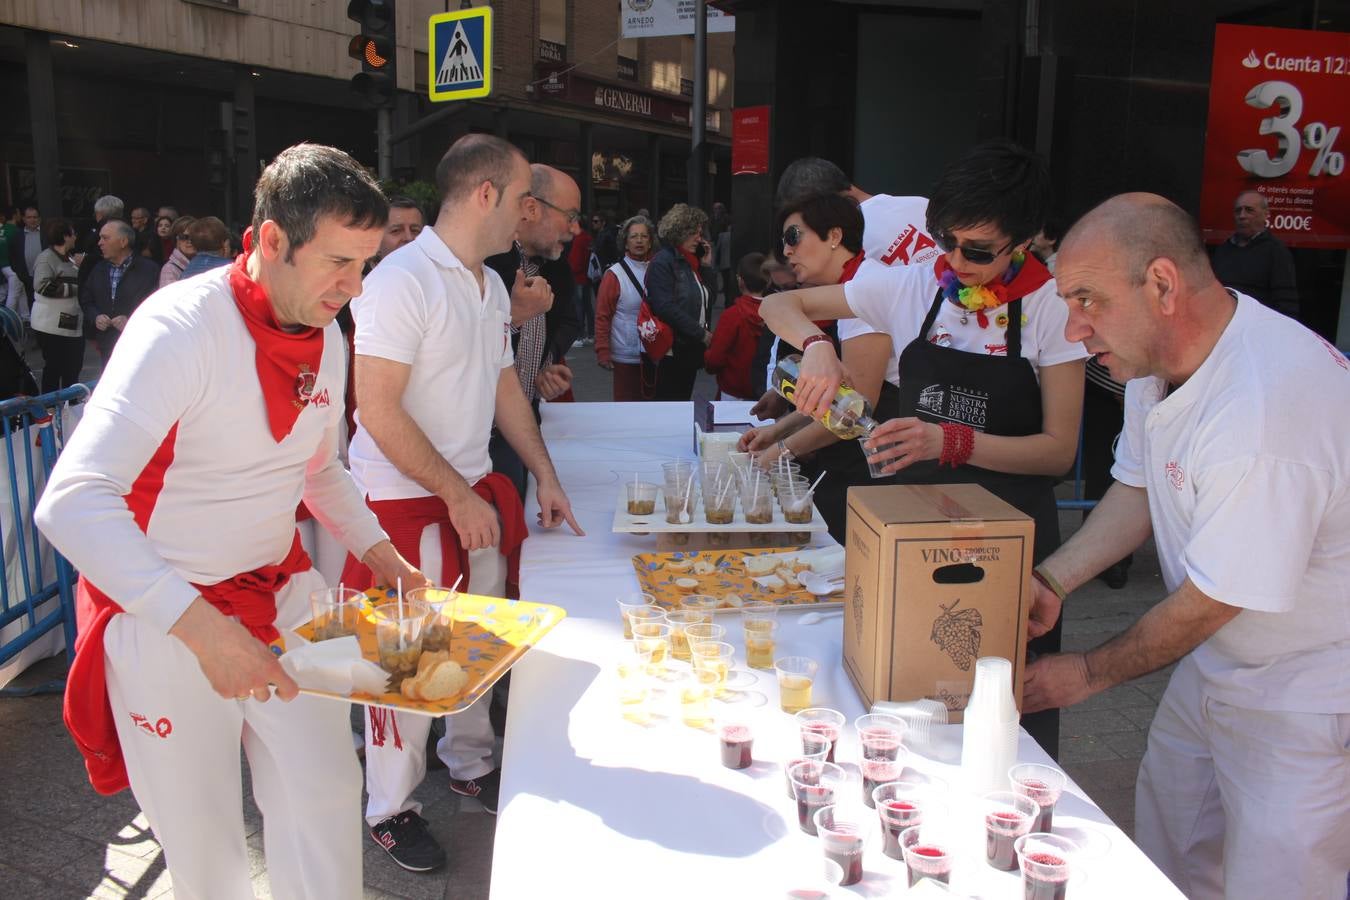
{"left": 279, "top": 632, "right": 391, "bottom": 697}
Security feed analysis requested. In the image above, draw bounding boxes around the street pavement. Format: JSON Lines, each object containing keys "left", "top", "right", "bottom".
{"left": 0, "top": 330, "right": 1171, "bottom": 898}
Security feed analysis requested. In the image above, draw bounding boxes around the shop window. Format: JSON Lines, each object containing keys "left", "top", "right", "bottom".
{"left": 540, "top": 0, "right": 566, "bottom": 47}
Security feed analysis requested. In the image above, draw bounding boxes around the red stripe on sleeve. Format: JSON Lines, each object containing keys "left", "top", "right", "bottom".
{"left": 124, "top": 423, "right": 179, "bottom": 534}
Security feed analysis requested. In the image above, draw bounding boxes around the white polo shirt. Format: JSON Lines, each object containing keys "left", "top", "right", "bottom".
{"left": 1111, "top": 292, "right": 1350, "bottom": 713}
{"left": 836, "top": 258, "right": 900, "bottom": 387}
{"left": 35, "top": 265, "right": 386, "bottom": 634}
{"left": 843, "top": 262, "right": 1088, "bottom": 377}
{"left": 348, "top": 228, "right": 514, "bottom": 500}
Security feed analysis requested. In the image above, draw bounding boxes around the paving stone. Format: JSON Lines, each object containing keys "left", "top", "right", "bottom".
{"left": 1059, "top": 734, "right": 1122, "bottom": 764}
{"left": 1061, "top": 708, "right": 1142, "bottom": 736}
{"left": 1103, "top": 729, "right": 1150, "bottom": 760}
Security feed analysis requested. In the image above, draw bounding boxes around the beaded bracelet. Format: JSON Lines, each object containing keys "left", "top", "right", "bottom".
{"left": 938, "top": 423, "right": 974, "bottom": 468}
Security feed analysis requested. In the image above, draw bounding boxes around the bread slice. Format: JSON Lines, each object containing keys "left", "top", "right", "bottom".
{"left": 417, "top": 659, "right": 469, "bottom": 701}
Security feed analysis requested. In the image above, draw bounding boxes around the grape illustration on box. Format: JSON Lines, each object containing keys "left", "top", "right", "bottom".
{"left": 932, "top": 598, "right": 982, "bottom": 670}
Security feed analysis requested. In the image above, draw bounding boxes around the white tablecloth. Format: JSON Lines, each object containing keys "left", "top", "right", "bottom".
{"left": 493, "top": 402, "right": 1182, "bottom": 898}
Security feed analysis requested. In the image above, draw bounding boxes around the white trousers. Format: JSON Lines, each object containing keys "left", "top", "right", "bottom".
{"left": 104, "top": 568, "right": 362, "bottom": 900}
{"left": 363, "top": 526, "right": 504, "bottom": 825}
{"left": 1135, "top": 655, "right": 1350, "bottom": 900}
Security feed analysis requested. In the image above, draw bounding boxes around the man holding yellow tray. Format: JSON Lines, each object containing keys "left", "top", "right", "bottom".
{"left": 343, "top": 134, "right": 583, "bottom": 873}
{"left": 36, "top": 144, "right": 422, "bottom": 900}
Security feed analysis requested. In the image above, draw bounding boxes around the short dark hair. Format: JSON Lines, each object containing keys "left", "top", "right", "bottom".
{"left": 773, "top": 192, "right": 864, "bottom": 263}
{"left": 737, "top": 252, "right": 768, "bottom": 294}
{"left": 251, "top": 143, "right": 389, "bottom": 261}
{"left": 171, "top": 216, "right": 196, "bottom": 241}
{"left": 926, "top": 139, "right": 1051, "bottom": 247}
{"left": 435, "top": 133, "right": 524, "bottom": 206}
{"left": 776, "top": 158, "right": 851, "bottom": 208}
{"left": 44, "top": 218, "right": 74, "bottom": 247}
{"left": 188, "top": 216, "right": 231, "bottom": 254}
{"left": 22, "top": 206, "right": 39, "bottom": 217}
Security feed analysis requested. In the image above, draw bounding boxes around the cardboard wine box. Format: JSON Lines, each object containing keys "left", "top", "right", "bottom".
{"left": 843, "top": 484, "right": 1035, "bottom": 723}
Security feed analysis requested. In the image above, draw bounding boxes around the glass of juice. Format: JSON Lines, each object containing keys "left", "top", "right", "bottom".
{"left": 616, "top": 641, "right": 656, "bottom": 725}
{"left": 664, "top": 609, "right": 704, "bottom": 662}
{"left": 615, "top": 592, "right": 658, "bottom": 639}
{"left": 680, "top": 595, "right": 721, "bottom": 621}
{"left": 813, "top": 804, "right": 868, "bottom": 887}
{"left": 630, "top": 621, "right": 671, "bottom": 674}
{"left": 690, "top": 640, "right": 735, "bottom": 696}
{"left": 900, "top": 823, "right": 954, "bottom": 888}
{"left": 982, "top": 790, "right": 1039, "bottom": 871}
{"left": 774, "top": 656, "right": 818, "bottom": 714}
{"left": 683, "top": 621, "right": 726, "bottom": 645}
{"left": 795, "top": 708, "right": 846, "bottom": 764}
{"left": 742, "top": 618, "right": 778, "bottom": 671}
{"left": 309, "top": 587, "right": 366, "bottom": 641}
{"left": 676, "top": 668, "right": 718, "bottom": 728}
{"left": 1016, "top": 833, "right": 1078, "bottom": 900}
{"left": 787, "top": 760, "right": 844, "bottom": 836}
{"left": 1010, "top": 763, "right": 1068, "bottom": 834}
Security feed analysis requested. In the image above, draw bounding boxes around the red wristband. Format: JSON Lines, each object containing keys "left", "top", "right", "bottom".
{"left": 938, "top": 423, "right": 974, "bottom": 468}
{"left": 801, "top": 334, "right": 832, "bottom": 354}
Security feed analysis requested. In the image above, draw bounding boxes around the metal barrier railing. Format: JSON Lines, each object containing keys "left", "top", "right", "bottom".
{"left": 1056, "top": 424, "right": 1098, "bottom": 513}
{"left": 0, "top": 383, "right": 93, "bottom": 671}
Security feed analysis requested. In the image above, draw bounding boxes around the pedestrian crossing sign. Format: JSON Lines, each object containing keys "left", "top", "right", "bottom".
{"left": 428, "top": 7, "right": 491, "bottom": 102}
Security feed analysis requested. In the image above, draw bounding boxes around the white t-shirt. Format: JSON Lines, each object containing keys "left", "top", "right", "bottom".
{"left": 843, "top": 263, "right": 1088, "bottom": 378}
{"left": 35, "top": 265, "right": 386, "bottom": 634}
{"left": 836, "top": 258, "right": 900, "bottom": 387}
{"left": 859, "top": 194, "right": 939, "bottom": 268}
{"left": 1111, "top": 292, "right": 1350, "bottom": 714}
{"left": 348, "top": 227, "right": 514, "bottom": 500}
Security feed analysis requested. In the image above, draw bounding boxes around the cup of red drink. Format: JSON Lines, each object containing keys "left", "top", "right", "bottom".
{"left": 1016, "top": 833, "right": 1078, "bottom": 900}
{"left": 795, "top": 708, "right": 845, "bottom": 764}
{"left": 859, "top": 748, "right": 908, "bottom": 807}
{"left": 872, "top": 780, "right": 936, "bottom": 859}
{"left": 782, "top": 732, "right": 830, "bottom": 799}
{"left": 900, "top": 823, "right": 954, "bottom": 888}
{"left": 718, "top": 720, "right": 754, "bottom": 770}
{"left": 813, "top": 804, "right": 868, "bottom": 887}
{"left": 854, "top": 712, "right": 907, "bottom": 762}
{"left": 787, "top": 760, "right": 844, "bottom": 836}
{"left": 1010, "top": 763, "right": 1068, "bottom": 834}
{"left": 982, "top": 790, "right": 1039, "bottom": 871}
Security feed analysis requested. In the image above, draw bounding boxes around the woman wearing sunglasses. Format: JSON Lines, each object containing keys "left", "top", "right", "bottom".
{"left": 738, "top": 192, "right": 899, "bottom": 540}
{"left": 761, "top": 139, "right": 1087, "bottom": 756}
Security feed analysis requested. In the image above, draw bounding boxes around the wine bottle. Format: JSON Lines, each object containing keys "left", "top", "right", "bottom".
{"left": 771, "top": 354, "right": 878, "bottom": 440}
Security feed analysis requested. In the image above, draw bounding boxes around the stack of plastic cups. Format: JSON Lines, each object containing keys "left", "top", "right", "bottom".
{"left": 960, "top": 657, "right": 1021, "bottom": 795}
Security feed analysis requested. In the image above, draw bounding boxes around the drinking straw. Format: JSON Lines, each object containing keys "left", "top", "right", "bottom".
{"left": 397, "top": 577, "right": 405, "bottom": 649}
{"left": 681, "top": 473, "right": 695, "bottom": 520}
{"left": 448, "top": 574, "right": 464, "bottom": 595}
{"left": 807, "top": 470, "right": 827, "bottom": 494}
{"left": 715, "top": 474, "right": 733, "bottom": 509}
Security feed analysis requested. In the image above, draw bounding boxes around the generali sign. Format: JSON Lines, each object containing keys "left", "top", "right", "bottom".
{"left": 532, "top": 64, "right": 692, "bottom": 127}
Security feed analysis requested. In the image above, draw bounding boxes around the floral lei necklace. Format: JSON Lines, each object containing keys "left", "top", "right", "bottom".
{"left": 938, "top": 249, "right": 1027, "bottom": 328}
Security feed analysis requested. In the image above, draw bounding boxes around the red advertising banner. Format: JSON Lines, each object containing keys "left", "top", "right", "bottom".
{"left": 1200, "top": 24, "right": 1350, "bottom": 248}
{"left": 732, "top": 106, "right": 771, "bottom": 176}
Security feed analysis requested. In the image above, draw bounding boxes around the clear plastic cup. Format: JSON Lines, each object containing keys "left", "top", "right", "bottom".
{"left": 406, "top": 586, "right": 457, "bottom": 653}
{"left": 982, "top": 790, "right": 1040, "bottom": 871}
{"left": 615, "top": 592, "right": 658, "bottom": 639}
{"left": 780, "top": 487, "right": 815, "bottom": 525}
{"left": 740, "top": 478, "right": 775, "bottom": 524}
{"left": 676, "top": 668, "right": 718, "bottom": 728}
{"left": 1010, "top": 763, "right": 1068, "bottom": 834}
{"left": 630, "top": 621, "right": 672, "bottom": 673}
{"left": 683, "top": 621, "right": 726, "bottom": 645}
{"left": 690, "top": 640, "right": 735, "bottom": 695}
{"left": 774, "top": 656, "right": 819, "bottom": 713}
{"left": 625, "top": 480, "right": 660, "bottom": 516}
{"left": 742, "top": 617, "right": 778, "bottom": 670}
{"left": 702, "top": 485, "right": 737, "bottom": 526}
{"left": 874, "top": 781, "right": 936, "bottom": 859}
{"left": 308, "top": 586, "right": 366, "bottom": 641}
{"left": 783, "top": 731, "right": 831, "bottom": 799}
{"left": 616, "top": 641, "right": 656, "bottom": 724}
{"left": 795, "top": 708, "right": 846, "bottom": 764}
{"left": 372, "top": 600, "right": 431, "bottom": 682}
{"left": 855, "top": 712, "right": 908, "bottom": 761}
{"left": 860, "top": 747, "right": 909, "bottom": 808}
{"left": 664, "top": 481, "right": 697, "bottom": 524}
{"left": 680, "top": 595, "right": 721, "bottom": 621}
{"left": 865, "top": 441, "right": 900, "bottom": 479}
{"left": 1016, "top": 833, "right": 1078, "bottom": 899}
{"left": 814, "top": 804, "right": 868, "bottom": 887}
{"left": 788, "top": 760, "right": 845, "bottom": 836}
{"left": 900, "top": 823, "right": 954, "bottom": 888}
{"left": 717, "top": 718, "right": 754, "bottom": 769}
{"left": 664, "top": 609, "right": 705, "bottom": 662}
{"left": 662, "top": 459, "right": 697, "bottom": 493}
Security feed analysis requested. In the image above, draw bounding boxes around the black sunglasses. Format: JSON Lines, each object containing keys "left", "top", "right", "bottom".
{"left": 781, "top": 224, "right": 805, "bottom": 248}
{"left": 933, "top": 231, "right": 1016, "bottom": 265}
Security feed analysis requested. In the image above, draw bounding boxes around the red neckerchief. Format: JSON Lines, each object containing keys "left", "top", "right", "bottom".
{"left": 932, "top": 251, "right": 1051, "bottom": 307}
{"left": 838, "top": 250, "right": 866, "bottom": 284}
{"left": 229, "top": 228, "right": 325, "bottom": 443}
{"left": 680, "top": 248, "right": 703, "bottom": 281}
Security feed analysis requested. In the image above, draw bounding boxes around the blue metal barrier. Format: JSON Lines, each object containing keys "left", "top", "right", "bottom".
{"left": 0, "top": 383, "right": 93, "bottom": 670}
{"left": 1056, "top": 424, "right": 1098, "bottom": 513}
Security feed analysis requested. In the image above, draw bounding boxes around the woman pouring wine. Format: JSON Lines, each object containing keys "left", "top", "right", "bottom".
{"left": 759, "top": 140, "right": 1087, "bottom": 756}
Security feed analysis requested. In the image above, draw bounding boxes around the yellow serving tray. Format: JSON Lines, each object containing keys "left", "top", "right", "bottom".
{"left": 631, "top": 548, "right": 843, "bottom": 614}
{"left": 287, "top": 589, "right": 566, "bottom": 716}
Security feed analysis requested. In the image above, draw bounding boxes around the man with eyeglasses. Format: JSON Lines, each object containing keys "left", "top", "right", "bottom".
{"left": 485, "top": 164, "right": 583, "bottom": 499}
{"left": 1210, "top": 190, "right": 1298, "bottom": 319}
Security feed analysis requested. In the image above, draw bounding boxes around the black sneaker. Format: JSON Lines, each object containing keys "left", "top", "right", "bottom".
{"left": 449, "top": 769, "right": 501, "bottom": 815}
{"left": 369, "top": 811, "right": 446, "bottom": 872}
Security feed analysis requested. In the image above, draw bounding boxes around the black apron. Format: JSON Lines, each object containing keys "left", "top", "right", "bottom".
{"left": 891, "top": 290, "right": 1063, "bottom": 756}
{"left": 802, "top": 378, "right": 901, "bottom": 543}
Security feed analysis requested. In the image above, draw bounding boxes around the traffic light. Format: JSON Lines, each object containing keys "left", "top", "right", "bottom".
{"left": 347, "top": 0, "right": 397, "bottom": 108}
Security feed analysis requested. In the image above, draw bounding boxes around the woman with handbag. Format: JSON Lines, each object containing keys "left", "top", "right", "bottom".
{"left": 643, "top": 203, "right": 714, "bottom": 401}
{"left": 594, "top": 215, "right": 656, "bottom": 401}
{"left": 31, "top": 218, "right": 86, "bottom": 393}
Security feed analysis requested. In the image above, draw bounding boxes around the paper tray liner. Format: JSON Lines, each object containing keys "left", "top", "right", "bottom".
{"left": 284, "top": 589, "right": 565, "bottom": 716}
{"left": 631, "top": 548, "right": 843, "bottom": 614}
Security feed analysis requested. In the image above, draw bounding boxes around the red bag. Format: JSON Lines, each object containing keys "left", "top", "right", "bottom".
{"left": 620, "top": 258, "right": 673, "bottom": 360}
